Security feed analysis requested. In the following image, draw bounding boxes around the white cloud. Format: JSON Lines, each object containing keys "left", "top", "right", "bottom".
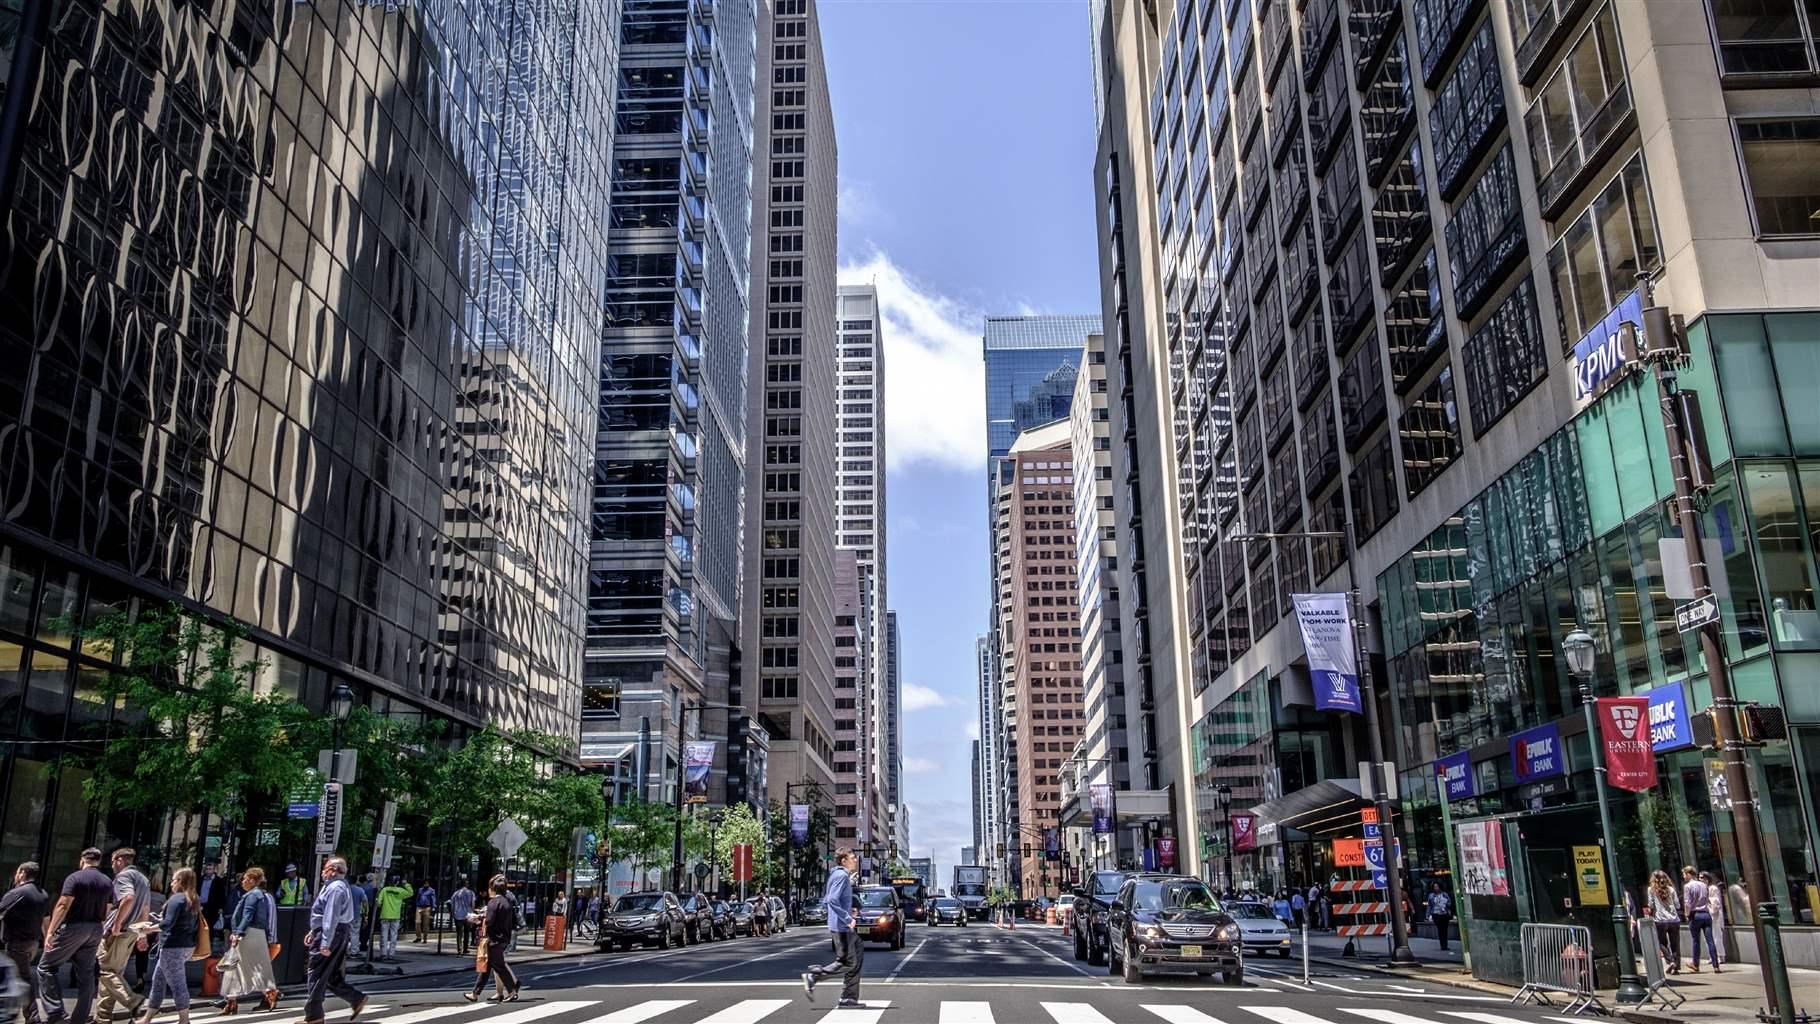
{"left": 904, "top": 756, "right": 939, "bottom": 775}
{"left": 964, "top": 719, "right": 980, "bottom": 741}
{"left": 838, "top": 250, "right": 985, "bottom": 471}
{"left": 902, "top": 682, "right": 950, "bottom": 712}
{"left": 838, "top": 180, "right": 891, "bottom": 231}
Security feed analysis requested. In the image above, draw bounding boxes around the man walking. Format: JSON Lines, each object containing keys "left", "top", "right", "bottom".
{"left": 449, "top": 879, "right": 476, "bottom": 955}
{"left": 355, "top": 873, "right": 377, "bottom": 957}
{"left": 374, "top": 876, "right": 410, "bottom": 959}
{"left": 412, "top": 880, "right": 436, "bottom": 944}
{"left": 0, "top": 861, "right": 48, "bottom": 1022}
{"left": 303, "top": 858, "right": 368, "bottom": 1024}
{"left": 1427, "top": 882, "right": 1454, "bottom": 951}
{"left": 801, "top": 847, "right": 862, "bottom": 1009}
{"left": 95, "top": 848, "right": 149, "bottom": 1024}
{"left": 38, "top": 847, "right": 111, "bottom": 1024}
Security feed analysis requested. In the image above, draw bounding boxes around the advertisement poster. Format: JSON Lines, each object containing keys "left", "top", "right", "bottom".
{"left": 1456, "top": 820, "right": 1510, "bottom": 896}
{"left": 1157, "top": 836, "right": 1177, "bottom": 871}
{"left": 1510, "top": 722, "right": 1564, "bottom": 783}
{"left": 1573, "top": 845, "right": 1609, "bottom": 905}
{"left": 1043, "top": 827, "right": 1060, "bottom": 862}
{"left": 1089, "top": 783, "right": 1116, "bottom": 835}
{"left": 1231, "top": 812, "right": 1257, "bottom": 852}
{"left": 1293, "top": 593, "right": 1361, "bottom": 713}
{"left": 1596, "top": 696, "right": 1657, "bottom": 792}
{"left": 684, "top": 741, "right": 716, "bottom": 804}
{"left": 789, "top": 803, "right": 810, "bottom": 846}
{"left": 1436, "top": 751, "right": 1475, "bottom": 801}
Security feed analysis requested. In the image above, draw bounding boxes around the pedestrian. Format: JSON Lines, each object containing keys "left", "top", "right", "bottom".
{"left": 0, "top": 861, "right": 48, "bottom": 1022}
{"left": 1427, "top": 882, "right": 1454, "bottom": 951}
{"left": 354, "top": 874, "right": 376, "bottom": 957}
{"left": 1272, "top": 890, "right": 1292, "bottom": 925}
{"left": 131, "top": 868, "right": 200, "bottom": 1024}
{"left": 412, "top": 881, "right": 436, "bottom": 945}
{"left": 1647, "top": 869, "right": 1681, "bottom": 974}
{"left": 752, "top": 890, "right": 770, "bottom": 937}
{"left": 508, "top": 891, "right": 526, "bottom": 953}
{"left": 449, "top": 879, "right": 476, "bottom": 956}
{"left": 374, "top": 876, "right": 409, "bottom": 959}
{"left": 197, "top": 866, "right": 228, "bottom": 944}
{"left": 219, "top": 867, "right": 279, "bottom": 1014}
{"left": 302, "top": 859, "right": 366, "bottom": 1024}
{"left": 1702, "top": 872, "right": 1726, "bottom": 971}
{"left": 1682, "top": 866, "right": 1717, "bottom": 972}
{"left": 463, "top": 876, "right": 518, "bottom": 1004}
{"left": 97, "top": 847, "right": 150, "bottom": 1024}
{"left": 38, "top": 846, "right": 112, "bottom": 1024}
{"left": 1290, "top": 888, "right": 1306, "bottom": 928}
{"left": 801, "top": 847, "right": 862, "bottom": 1008}
{"left": 276, "top": 866, "right": 308, "bottom": 909}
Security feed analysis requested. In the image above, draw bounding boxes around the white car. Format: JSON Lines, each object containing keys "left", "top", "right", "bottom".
{"left": 1055, "top": 893, "right": 1075, "bottom": 924}
{"left": 1226, "top": 900, "right": 1294, "bottom": 957}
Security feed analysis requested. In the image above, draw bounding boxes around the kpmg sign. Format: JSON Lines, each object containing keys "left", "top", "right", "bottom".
{"left": 1571, "top": 291, "right": 1644, "bottom": 407}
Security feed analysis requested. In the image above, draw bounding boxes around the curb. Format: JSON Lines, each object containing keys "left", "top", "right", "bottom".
{"left": 1307, "top": 954, "right": 1512, "bottom": 998}
{"left": 356, "top": 945, "right": 605, "bottom": 984}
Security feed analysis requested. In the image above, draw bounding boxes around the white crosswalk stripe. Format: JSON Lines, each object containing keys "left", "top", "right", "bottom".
{"left": 274, "top": 1004, "right": 388, "bottom": 1024}
{"left": 1342, "top": 1009, "right": 1454, "bottom": 1024}
{"left": 938, "top": 1001, "right": 995, "bottom": 1024}
{"left": 813, "top": 999, "right": 890, "bottom": 1024}
{"left": 1443, "top": 1014, "right": 1544, "bottom": 1024}
{"left": 578, "top": 1000, "right": 696, "bottom": 1023}
{"left": 1144, "top": 1006, "right": 1233, "bottom": 1024}
{"left": 1040, "top": 1003, "right": 1118, "bottom": 1024}
{"left": 466, "top": 1000, "right": 595, "bottom": 1024}
{"left": 1242, "top": 1006, "right": 1341, "bottom": 1024}
{"left": 354, "top": 1002, "right": 491, "bottom": 1024}
{"left": 695, "top": 998, "right": 791, "bottom": 1024}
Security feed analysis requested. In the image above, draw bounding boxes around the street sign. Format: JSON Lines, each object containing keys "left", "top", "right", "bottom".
{"left": 489, "top": 817, "right": 528, "bottom": 859}
{"left": 371, "top": 833, "right": 395, "bottom": 870}
{"left": 314, "top": 782, "right": 343, "bottom": 854}
{"left": 694, "top": 862, "right": 710, "bottom": 881}
{"left": 1372, "top": 870, "right": 1388, "bottom": 890}
{"left": 1676, "top": 594, "right": 1720, "bottom": 634}
{"left": 316, "top": 749, "right": 358, "bottom": 785}
{"left": 286, "top": 772, "right": 321, "bottom": 818}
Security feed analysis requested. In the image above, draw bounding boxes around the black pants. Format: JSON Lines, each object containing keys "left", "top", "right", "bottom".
{"left": 808, "top": 931, "right": 863, "bottom": 1003}
{"left": 1655, "top": 920, "right": 1682, "bottom": 972}
{"left": 470, "top": 941, "right": 517, "bottom": 998}
{"left": 454, "top": 921, "right": 476, "bottom": 955}
{"left": 1432, "top": 913, "right": 1452, "bottom": 949}
{"left": 304, "top": 925, "right": 363, "bottom": 1022}
{"left": 7, "top": 939, "right": 40, "bottom": 1023}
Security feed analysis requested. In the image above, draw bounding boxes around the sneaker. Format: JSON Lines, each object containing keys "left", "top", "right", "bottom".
{"left": 801, "top": 973, "right": 816, "bottom": 1001}
{"left": 837, "top": 999, "right": 862, "bottom": 1008}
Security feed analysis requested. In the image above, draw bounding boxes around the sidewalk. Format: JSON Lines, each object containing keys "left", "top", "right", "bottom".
{"left": 343, "top": 926, "right": 601, "bottom": 982}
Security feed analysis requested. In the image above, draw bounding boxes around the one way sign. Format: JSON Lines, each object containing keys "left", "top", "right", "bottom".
{"left": 1676, "top": 594, "right": 1720, "bottom": 634}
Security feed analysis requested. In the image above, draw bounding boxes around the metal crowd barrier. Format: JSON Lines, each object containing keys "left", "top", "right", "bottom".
{"left": 1635, "top": 919, "right": 1687, "bottom": 1010}
{"left": 1512, "top": 922, "right": 1609, "bottom": 1016}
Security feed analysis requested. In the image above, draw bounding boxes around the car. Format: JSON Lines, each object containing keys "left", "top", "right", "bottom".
{"left": 797, "top": 898, "right": 826, "bottom": 926}
{"left": 679, "top": 892, "right": 713, "bottom": 943}
{"left": 1072, "top": 869, "right": 1132, "bottom": 966}
{"left": 707, "top": 899, "right": 736, "bottom": 940}
{"left": 1226, "top": 900, "right": 1293, "bottom": 957}
{"left": 600, "top": 890, "right": 687, "bottom": 950}
{"left": 727, "top": 898, "right": 756, "bottom": 936}
{"left": 770, "top": 895, "right": 789, "bottom": 932}
{"left": 1056, "top": 893, "right": 1076, "bottom": 926}
{"left": 853, "top": 885, "right": 905, "bottom": 949}
{"left": 929, "top": 897, "right": 968, "bottom": 926}
{"left": 1107, "top": 874, "right": 1243, "bottom": 985}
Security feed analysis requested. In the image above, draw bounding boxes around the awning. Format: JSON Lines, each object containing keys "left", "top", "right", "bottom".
{"left": 1245, "top": 779, "right": 1370, "bottom": 842}
{"left": 580, "top": 742, "right": 635, "bottom": 765}
{"left": 1058, "top": 787, "right": 1172, "bottom": 828}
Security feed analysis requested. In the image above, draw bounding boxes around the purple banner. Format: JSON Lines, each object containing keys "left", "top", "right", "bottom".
{"left": 1511, "top": 722, "right": 1564, "bottom": 783}
{"left": 1436, "top": 751, "right": 1474, "bottom": 801}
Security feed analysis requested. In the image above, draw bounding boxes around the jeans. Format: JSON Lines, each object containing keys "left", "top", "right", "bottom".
{"left": 145, "top": 947, "right": 192, "bottom": 1013}
{"left": 468, "top": 941, "right": 517, "bottom": 998}
{"left": 808, "top": 930, "right": 863, "bottom": 1003}
{"left": 1655, "top": 920, "right": 1682, "bottom": 971}
{"left": 37, "top": 921, "right": 101, "bottom": 1024}
{"left": 95, "top": 933, "right": 140, "bottom": 1022}
{"left": 377, "top": 920, "right": 399, "bottom": 958}
{"left": 1688, "top": 913, "right": 1718, "bottom": 968}
{"left": 303, "top": 925, "right": 362, "bottom": 1022}
{"left": 7, "top": 939, "right": 40, "bottom": 1023}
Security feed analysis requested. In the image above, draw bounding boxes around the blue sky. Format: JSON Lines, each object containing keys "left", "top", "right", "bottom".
{"left": 820, "top": 0, "right": 1101, "bottom": 883}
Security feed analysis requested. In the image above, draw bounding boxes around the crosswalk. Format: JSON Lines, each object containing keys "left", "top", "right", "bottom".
{"left": 196, "top": 994, "right": 1562, "bottom": 1024}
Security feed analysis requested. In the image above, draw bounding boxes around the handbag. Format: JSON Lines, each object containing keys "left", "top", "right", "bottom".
{"left": 190, "top": 920, "right": 213, "bottom": 962}
{"left": 475, "top": 942, "right": 489, "bottom": 974}
{"left": 218, "top": 943, "right": 242, "bottom": 970}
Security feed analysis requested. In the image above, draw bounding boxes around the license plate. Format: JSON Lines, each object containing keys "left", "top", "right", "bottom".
{"left": 857, "top": 926, "right": 872, "bottom": 935}
{"left": 1182, "top": 945, "right": 1202, "bottom": 958}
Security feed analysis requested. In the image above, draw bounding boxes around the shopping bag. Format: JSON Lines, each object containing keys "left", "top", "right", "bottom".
{"left": 190, "top": 923, "right": 213, "bottom": 961}
{"left": 475, "top": 942, "right": 489, "bottom": 973}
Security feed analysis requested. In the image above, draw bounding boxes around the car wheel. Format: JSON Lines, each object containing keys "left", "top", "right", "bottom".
{"left": 1277, "top": 947, "right": 1291, "bottom": 958}
{"left": 1122, "top": 942, "right": 1143, "bottom": 984}
{"left": 1088, "top": 935, "right": 1107, "bottom": 967}
{"left": 658, "top": 927, "right": 671, "bottom": 950}
{"left": 1223, "top": 968, "right": 1244, "bottom": 986}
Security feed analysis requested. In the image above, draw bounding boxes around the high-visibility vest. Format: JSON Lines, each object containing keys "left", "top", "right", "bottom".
{"left": 279, "top": 877, "right": 309, "bottom": 906}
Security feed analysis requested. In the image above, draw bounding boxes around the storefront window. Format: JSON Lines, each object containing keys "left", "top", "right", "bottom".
{"left": 1741, "top": 462, "right": 1820, "bottom": 649}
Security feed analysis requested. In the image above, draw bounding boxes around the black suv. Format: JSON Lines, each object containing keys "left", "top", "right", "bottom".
{"left": 1107, "top": 874, "right": 1242, "bottom": 985}
{"left": 600, "top": 890, "right": 687, "bottom": 950}
{"left": 1072, "top": 870, "right": 1131, "bottom": 965}
{"left": 679, "top": 893, "right": 713, "bottom": 944}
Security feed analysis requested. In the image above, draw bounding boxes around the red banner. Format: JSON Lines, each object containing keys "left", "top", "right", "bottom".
{"left": 732, "top": 843, "right": 753, "bottom": 882}
{"left": 1597, "top": 696, "right": 1657, "bottom": 792}
{"left": 1156, "top": 836, "right": 1177, "bottom": 871}
{"left": 1231, "top": 813, "right": 1257, "bottom": 852}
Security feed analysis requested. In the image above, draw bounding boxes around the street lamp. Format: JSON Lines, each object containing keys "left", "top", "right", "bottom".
{"left": 315, "top": 682, "right": 356, "bottom": 882}
{"left": 1561, "top": 627, "right": 1649, "bottom": 1004}
{"left": 598, "top": 772, "right": 616, "bottom": 928}
{"left": 1216, "top": 784, "right": 1233, "bottom": 891}
{"left": 671, "top": 700, "right": 743, "bottom": 892}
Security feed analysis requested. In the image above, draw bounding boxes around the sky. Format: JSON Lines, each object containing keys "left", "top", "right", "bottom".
{"left": 819, "top": 0, "right": 1102, "bottom": 886}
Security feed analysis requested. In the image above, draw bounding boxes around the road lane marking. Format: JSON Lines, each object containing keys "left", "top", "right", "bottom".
{"left": 579, "top": 1000, "right": 696, "bottom": 1023}
{"left": 939, "top": 1001, "right": 996, "bottom": 1023}
{"left": 886, "top": 937, "right": 929, "bottom": 981}
{"left": 696, "top": 999, "right": 792, "bottom": 1023}
{"left": 1018, "top": 938, "right": 1100, "bottom": 978}
{"left": 1342, "top": 1009, "right": 1452, "bottom": 1024}
{"left": 1242, "top": 1006, "right": 1338, "bottom": 1024}
{"left": 1144, "top": 1007, "right": 1233, "bottom": 1024}
{"left": 813, "top": 999, "right": 891, "bottom": 1024}
{"left": 464, "top": 1000, "right": 594, "bottom": 1024}
{"left": 336, "top": 1003, "right": 487, "bottom": 1024}
{"left": 1040, "top": 1003, "right": 1118, "bottom": 1024}
{"left": 1442, "top": 1013, "right": 1540, "bottom": 1024}
{"left": 272, "top": 1006, "right": 388, "bottom": 1024}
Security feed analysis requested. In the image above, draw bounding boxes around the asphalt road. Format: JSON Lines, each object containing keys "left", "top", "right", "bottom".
{"left": 277, "top": 921, "right": 1557, "bottom": 1024}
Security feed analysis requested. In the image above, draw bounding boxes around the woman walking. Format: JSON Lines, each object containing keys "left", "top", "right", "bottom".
{"left": 134, "top": 868, "right": 201, "bottom": 1024}
{"left": 1647, "top": 870, "right": 1682, "bottom": 974}
{"left": 221, "top": 868, "right": 280, "bottom": 1013}
{"left": 1703, "top": 872, "right": 1726, "bottom": 972}
{"left": 464, "top": 876, "right": 519, "bottom": 1003}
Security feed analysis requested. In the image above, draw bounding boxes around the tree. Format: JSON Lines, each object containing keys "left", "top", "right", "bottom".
{"left": 881, "top": 859, "right": 912, "bottom": 880}
{"left": 709, "top": 802, "right": 765, "bottom": 882}
{"left": 420, "top": 727, "right": 603, "bottom": 874}
{"left": 607, "top": 798, "right": 673, "bottom": 882}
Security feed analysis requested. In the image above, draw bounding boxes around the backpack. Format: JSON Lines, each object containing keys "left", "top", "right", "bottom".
{"left": 512, "top": 894, "right": 526, "bottom": 929}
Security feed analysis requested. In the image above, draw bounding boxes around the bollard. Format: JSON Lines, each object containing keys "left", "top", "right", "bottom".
{"left": 1302, "top": 923, "right": 1310, "bottom": 985}
{"left": 1758, "top": 902, "right": 1796, "bottom": 1024}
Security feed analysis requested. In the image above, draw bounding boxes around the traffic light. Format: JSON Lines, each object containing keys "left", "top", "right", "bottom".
{"left": 995, "top": 842, "right": 1005, "bottom": 860}
{"left": 889, "top": 842, "right": 898, "bottom": 860}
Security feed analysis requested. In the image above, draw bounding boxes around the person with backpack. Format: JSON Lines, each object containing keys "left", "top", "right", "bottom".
{"left": 1427, "top": 882, "right": 1454, "bottom": 950}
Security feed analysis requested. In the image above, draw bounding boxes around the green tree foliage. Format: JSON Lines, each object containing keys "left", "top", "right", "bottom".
{"left": 881, "top": 859, "right": 912, "bottom": 880}
{"left": 421, "top": 727, "right": 603, "bottom": 873}
{"left": 607, "top": 799, "right": 675, "bottom": 880}
{"left": 709, "top": 802, "right": 766, "bottom": 882}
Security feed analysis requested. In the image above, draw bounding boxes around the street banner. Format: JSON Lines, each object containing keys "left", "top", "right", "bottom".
{"left": 1596, "top": 696, "right": 1657, "bottom": 792}
{"left": 1456, "top": 820, "right": 1510, "bottom": 896}
{"left": 1231, "top": 812, "right": 1257, "bottom": 852}
{"left": 1643, "top": 682, "right": 1694, "bottom": 751}
{"left": 1436, "top": 751, "right": 1474, "bottom": 801}
{"left": 1043, "top": 827, "right": 1060, "bottom": 862}
{"left": 1089, "top": 783, "right": 1115, "bottom": 835}
{"left": 1157, "top": 836, "right": 1177, "bottom": 871}
{"left": 732, "top": 844, "right": 753, "bottom": 882}
{"left": 684, "top": 741, "right": 716, "bottom": 804}
{"left": 789, "top": 803, "right": 810, "bottom": 846}
{"left": 1573, "top": 845, "right": 1609, "bottom": 905}
{"left": 1292, "top": 592, "right": 1361, "bottom": 713}
{"left": 1510, "top": 721, "right": 1564, "bottom": 782}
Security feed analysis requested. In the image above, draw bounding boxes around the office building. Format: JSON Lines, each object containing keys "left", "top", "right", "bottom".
{"left": 0, "top": 1, "right": 618, "bottom": 873}
{"left": 1111, "top": 0, "right": 1820, "bottom": 973}
{"left": 831, "top": 550, "right": 868, "bottom": 844}
{"left": 886, "top": 608, "right": 907, "bottom": 851}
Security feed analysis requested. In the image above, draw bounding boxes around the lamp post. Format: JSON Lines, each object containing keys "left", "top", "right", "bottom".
{"left": 1236, "top": 528, "right": 1415, "bottom": 964}
{"left": 671, "top": 700, "right": 742, "bottom": 892}
{"left": 314, "top": 682, "right": 355, "bottom": 883}
{"left": 1216, "top": 784, "right": 1233, "bottom": 891}
{"left": 598, "top": 772, "right": 616, "bottom": 927}
{"left": 1561, "top": 628, "right": 1649, "bottom": 1004}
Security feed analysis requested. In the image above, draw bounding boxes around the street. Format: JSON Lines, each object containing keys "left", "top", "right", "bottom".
{"left": 319, "top": 922, "right": 1563, "bottom": 1024}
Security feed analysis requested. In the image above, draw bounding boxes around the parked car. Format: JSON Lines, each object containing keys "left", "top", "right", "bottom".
{"left": 707, "top": 899, "right": 736, "bottom": 940}
{"left": 929, "top": 896, "right": 968, "bottom": 926}
{"left": 769, "top": 895, "right": 789, "bottom": 931}
{"left": 797, "top": 898, "right": 827, "bottom": 926}
{"left": 1072, "top": 869, "right": 1132, "bottom": 966}
{"left": 679, "top": 892, "right": 712, "bottom": 943}
{"left": 1227, "top": 900, "right": 1293, "bottom": 957}
{"left": 1107, "top": 874, "right": 1243, "bottom": 985}
{"left": 600, "top": 890, "right": 687, "bottom": 950}
{"left": 1056, "top": 893, "right": 1076, "bottom": 927}
{"left": 728, "top": 898, "right": 756, "bottom": 936}
{"left": 853, "top": 885, "right": 905, "bottom": 949}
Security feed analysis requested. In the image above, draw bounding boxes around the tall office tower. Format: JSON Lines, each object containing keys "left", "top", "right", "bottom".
{"left": 974, "top": 632, "right": 1004, "bottom": 882}
{"left": 979, "top": 315, "right": 1097, "bottom": 889}
{"left": 971, "top": 738, "right": 985, "bottom": 857}
{"left": 834, "top": 285, "right": 891, "bottom": 848}
{"left": 1087, "top": 0, "right": 1195, "bottom": 879}
{"left": 0, "top": 2, "right": 618, "bottom": 857}
{"left": 585, "top": 0, "right": 757, "bottom": 802}
{"left": 1004, "top": 423, "right": 1084, "bottom": 898}
{"left": 743, "top": 0, "right": 841, "bottom": 804}
{"left": 831, "top": 551, "right": 869, "bottom": 845}
{"left": 1120, "top": 0, "right": 1820, "bottom": 908}
{"left": 885, "top": 609, "right": 906, "bottom": 851}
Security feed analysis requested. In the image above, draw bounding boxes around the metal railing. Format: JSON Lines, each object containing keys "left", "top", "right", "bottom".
{"left": 1512, "top": 922, "right": 1608, "bottom": 1016}
{"left": 1636, "top": 920, "right": 1687, "bottom": 1011}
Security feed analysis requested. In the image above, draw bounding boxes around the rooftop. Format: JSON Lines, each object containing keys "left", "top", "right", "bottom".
{"left": 982, "top": 314, "right": 1102, "bottom": 351}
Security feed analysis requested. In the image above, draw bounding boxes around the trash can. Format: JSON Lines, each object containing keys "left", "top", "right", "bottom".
{"left": 271, "top": 907, "right": 313, "bottom": 987}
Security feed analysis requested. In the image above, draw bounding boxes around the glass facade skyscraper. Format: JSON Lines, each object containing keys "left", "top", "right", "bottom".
{"left": 982, "top": 316, "right": 1100, "bottom": 464}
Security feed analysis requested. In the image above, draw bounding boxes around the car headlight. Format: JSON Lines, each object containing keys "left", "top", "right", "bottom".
{"left": 1217, "top": 924, "right": 1240, "bottom": 943}
{"left": 1140, "top": 924, "right": 1163, "bottom": 942}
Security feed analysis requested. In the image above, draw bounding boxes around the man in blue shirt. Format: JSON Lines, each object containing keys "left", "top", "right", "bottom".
{"left": 304, "top": 858, "right": 368, "bottom": 1024}
{"left": 801, "top": 847, "right": 862, "bottom": 1007}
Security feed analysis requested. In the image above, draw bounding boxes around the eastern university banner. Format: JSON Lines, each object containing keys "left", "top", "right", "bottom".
{"left": 789, "top": 803, "right": 809, "bottom": 846}
{"left": 1597, "top": 696, "right": 1657, "bottom": 792}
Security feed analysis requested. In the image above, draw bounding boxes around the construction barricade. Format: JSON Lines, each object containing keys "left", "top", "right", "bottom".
{"left": 1512, "top": 922, "right": 1607, "bottom": 1016}
{"left": 1635, "top": 919, "right": 1686, "bottom": 1010}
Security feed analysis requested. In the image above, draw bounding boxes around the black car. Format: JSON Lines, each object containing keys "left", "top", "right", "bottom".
{"left": 1107, "top": 874, "right": 1243, "bottom": 985}
{"left": 679, "top": 893, "right": 714, "bottom": 943}
{"left": 853, "top": 885, "right": 906, "bottom": 949}
{"left": 1072, "top": 869, "right": 1132, "bottom": 966}
{"left": 929, "top": 897, "right": 968, "bottom": 926}
{"left": 797, "top": 898, "right": 827, "bottom": 926}
{"left": 600, "top": 891, "right": 687, "bottom": 950}
{"left": 705, "top": 899, "right": 736, "bottom": 940}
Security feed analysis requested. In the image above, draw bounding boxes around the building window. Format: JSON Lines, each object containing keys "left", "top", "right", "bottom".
{"left": 1735, "top": 117, "right": 1820, "bottom": 237}
{"left": 1461, "top": 277, "right": 1547, "bottom": 435}
{"left": 1429, "top": 20, "right": 1506, "bottom": 198}
{"left": 1360, "top": 34, "right": 1416, "bottom": 184}
{"left": 1398, "top": 366, "right": 1462, "bottom": 498}
{"left": 1372, "top": 140, "right": 1431, "bottom": 286}
{"left": 1411, "top": 0, "right": 1484, "bottom": 83}
{"left": 1348, "top": 432, "right": 1401, "bottom": 540}
{"left": 1523, "top": 4, "right": 1633, "bottom": 215}
{"left": 1707, "top": 0, "right": 1820, "bottom": 78}
{"left": 1445, "top": 144, "right": 1527, "bottom": 319}
{"left": 1546, "top": 153, "right": 1661, "bottom": 348}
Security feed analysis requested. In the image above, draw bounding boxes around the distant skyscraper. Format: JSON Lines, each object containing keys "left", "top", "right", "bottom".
{"left": 886, "top": 609, "right": 906, "bottom": 851}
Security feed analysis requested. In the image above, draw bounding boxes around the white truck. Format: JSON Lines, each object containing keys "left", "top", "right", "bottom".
{"left": 953, "top": 864, "right": 988, "bottom": 919}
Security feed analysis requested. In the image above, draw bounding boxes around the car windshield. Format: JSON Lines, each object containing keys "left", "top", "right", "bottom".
{"left": 1130, "top": 880, "right": 1219, "bottom": 913}
{"left": 615, "top": 894, "right": 663, "bottom": 912}
{"left": 1091, "top": 872, "right": 1125, "bottom": 896}
{"left": 935, "top": 899, "right": 960, "bottom": 909}
{"left": 857, "top": 889, "right": 895, "bottom": 908}
{"left": 1227, "top": 903, "right": 1279, "bottom": 920}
